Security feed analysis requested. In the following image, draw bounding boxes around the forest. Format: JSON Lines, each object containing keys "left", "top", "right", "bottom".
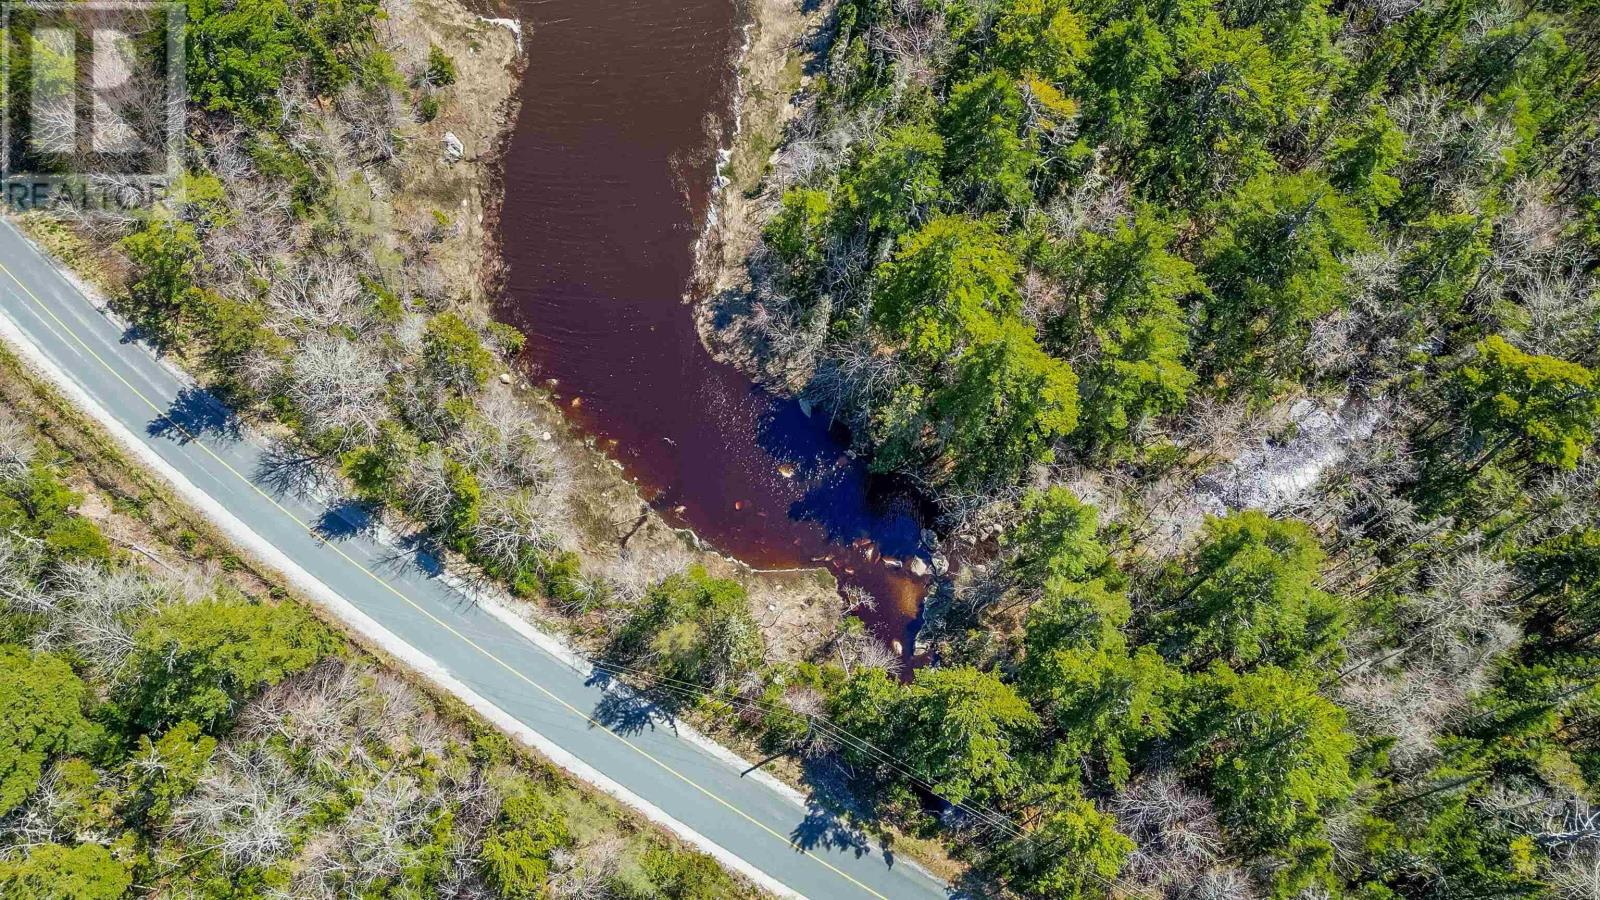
{"left": 702, "top": 0, "right": 1600, "bottom": 896}
{"left": 5, "top": 0, "right": 1600, "bottom": 896}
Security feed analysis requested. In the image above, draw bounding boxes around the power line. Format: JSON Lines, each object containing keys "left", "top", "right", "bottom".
{"left": 574, "top": 654, "right": 1173, "bottom": 899}
{"left": 581, "top": 655, "right": 1035, "bottom": 842}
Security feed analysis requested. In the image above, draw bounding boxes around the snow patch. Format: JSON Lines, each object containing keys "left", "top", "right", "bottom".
{"left": 1197, "top": 397, "right": 1381, "bottom": 514}
{"left": 478, "top": 16, "right": 523, "bottom": 53}
{"left": 442, "top": 131, "right": 465, "bottom": 161}
{"left": 691, "top": 21, "right": 755, "bottom": 270}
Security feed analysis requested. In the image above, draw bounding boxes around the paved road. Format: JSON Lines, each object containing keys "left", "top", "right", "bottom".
{"left": 0, "top": 219, "right": 951, "bottom": 900}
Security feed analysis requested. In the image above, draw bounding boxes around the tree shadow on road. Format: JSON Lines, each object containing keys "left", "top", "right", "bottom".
{"left": 315, "top": 498, "right": 378, "bottom": 541}
{"left": 789, "top": 757, "right": 876, "bottom": 858}
{"left": 359, "top": 529, "right": 446, "bottom": 584}
{"left": 147, "top": 387, "right": 241, "bottom": 445}
{"left": 254, "top": 441, "right": 330, "bottom": 499}
{"left": 585, "top": 669, "right": 679, "bottom": 736}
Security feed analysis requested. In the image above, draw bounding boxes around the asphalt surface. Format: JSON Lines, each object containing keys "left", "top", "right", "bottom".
{"left": 0, "top": 218, "right": 952, "bottom": 900}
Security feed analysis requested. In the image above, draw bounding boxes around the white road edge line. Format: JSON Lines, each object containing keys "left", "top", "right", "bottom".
{"left": 0, "top": 263, "right": 805, "bottom": 900}
{"left": 304, "top": 477, "right": 820, "bottom": 812}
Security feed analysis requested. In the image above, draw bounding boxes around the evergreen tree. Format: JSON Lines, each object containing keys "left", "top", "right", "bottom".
{"left": 843, "top": 125, "right": 946, "bottom": 239}
{"left": 1006, "top": 486, "right": 1107, "bottom": 587}
{"left": 939, "top": 72, "right": 1038, "bottom": 210}
{"left": 1156, "top": 511, "right": 1345, "bottom": 672}
{"left": 114, "top": 598, "right": 333, "bottom": 733}
{"left": 1020, "top": 579, "right": 1176, "bottom": 784}
{"left": 1180, "top": 663, "right": 1355, "bottom": 851}
{"left": 1451, "top": 336, "right": 1600, "bottom": 471}
{"left": 0, "top": 648, "right": 95, "bottom": 817}
{"left": 1198, "top": 172, "right": 1373, "bottom": 385}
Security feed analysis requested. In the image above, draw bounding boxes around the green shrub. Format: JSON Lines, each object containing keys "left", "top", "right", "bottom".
{"left": 611, "top": 567, "right": 762, "bottom": 691}
{"left": 41, "top": 517, "right": 111, "bottom": 563}
{"left": 423, "top": 312, "right": 496, "bottom": 393}
{"left": 0, "top": 843, "right": 132, "bottom": 900}
{"left": 340, "top": 422, "right": 418, "bottom": 502}
{"left": 487, "top": 321, "right": 527, "bottom": 356}
{"left": 425, "top": 44, "right": 458, "bottom": 87}
{"left": 480, "top": 778, "right": 572, "bottom": 900}
{"left": 186, "top": 289, "right": 276, "bottom": 379}
{"left": 124, "top": 722, "right": 216, "bottom": 830}
{"left": 540, "top": 551, "right": 588, "bottom": 605}
{"left": 640, "top": 847, "right": 739, "bottom": 899}
{"left": 360, "top": 275, "right": 405, "bottom": 322}
{"left": 418, "top": 91, "right": 441, "bottom": 122}
{"left": 442, "top": 459, "right": 482, "bottom": 545}
{"left": 0, "top": 461, "right": 110, "bottom": 563}
{"left": 113, "top": 597, "right": 334, "bottom": 733}
{"left": 39, "top": 760, "right": 120, "bottom": 838}
{"left": 244, "top": 132, "right": 326, "bottom": 214}
{"left": 119, "top": 220, "right": 201, "bottom": 341}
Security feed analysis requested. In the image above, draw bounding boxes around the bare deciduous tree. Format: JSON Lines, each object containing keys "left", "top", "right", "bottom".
{"left": 286, "top": 337, "right": 391, "bottom": 450}
{"left": 806, "top": 330, "right": 908, "bottom": 434}
{"left": 400, "top": 447, "right": 457, "bottom": 530}
{"left": 1338, "top": 659, "right": 1459, "bottom": 770}
{"left": 469, "top": 490, "right": 563, "bottom": 573}
{"left": 451, "top": 386, "right": 568, "bottom": 497}
{"left": 171, "top": 745, "right": 324, "bottom": 868}
{"left": 49, "top": 562, "right": 172, "bottom": 673}
{"left": 1514, "top": 270, "right": 1597, "bottom": 363}
{"left": 1388, "top": 88, "right": 1515, "bottom": 213}
{"left": 1407, "top": 548, "right": 1518, "bottom": 661}
{"left": 267, "top": 257, "right": 368, "bottom": 334}
{"left": 0, "top": 535, "right": 49, "bottom": 620}
{"left": 0, "top": 411, "right": 37, "bottom": 483}
{"left": 830, "top": 616, "right": 903, "bottom": 677}
{"left": 336, "top": 83, "right": 407, "bottom": 166}
{"left": 1113, "top": 773, "right": 1227, "bottom": 887}
{"left": 549, "top": 836, "right": 626, "bottom": 900}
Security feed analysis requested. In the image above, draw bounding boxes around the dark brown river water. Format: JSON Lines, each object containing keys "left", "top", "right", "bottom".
{"left": 496, "top": 0, "right": 932, "bottom": 652}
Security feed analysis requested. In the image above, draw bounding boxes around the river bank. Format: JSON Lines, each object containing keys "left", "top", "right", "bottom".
{"left": 434, "top": 0, "right": 851, "bottom": 664}
{"left": 693, "top": 0, "right": 834, "bottom": 393}
{"left": 493, "top": 0, "right": 933, "bottom": 657}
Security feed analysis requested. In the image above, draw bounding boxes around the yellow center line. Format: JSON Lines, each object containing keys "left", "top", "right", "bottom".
{"left": 0, "top": 256, "right": 893, "bottom": 900}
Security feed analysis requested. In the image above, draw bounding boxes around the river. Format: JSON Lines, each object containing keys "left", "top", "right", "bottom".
{"left": 495, "top": 0, "right": 932, "bottom": 653}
